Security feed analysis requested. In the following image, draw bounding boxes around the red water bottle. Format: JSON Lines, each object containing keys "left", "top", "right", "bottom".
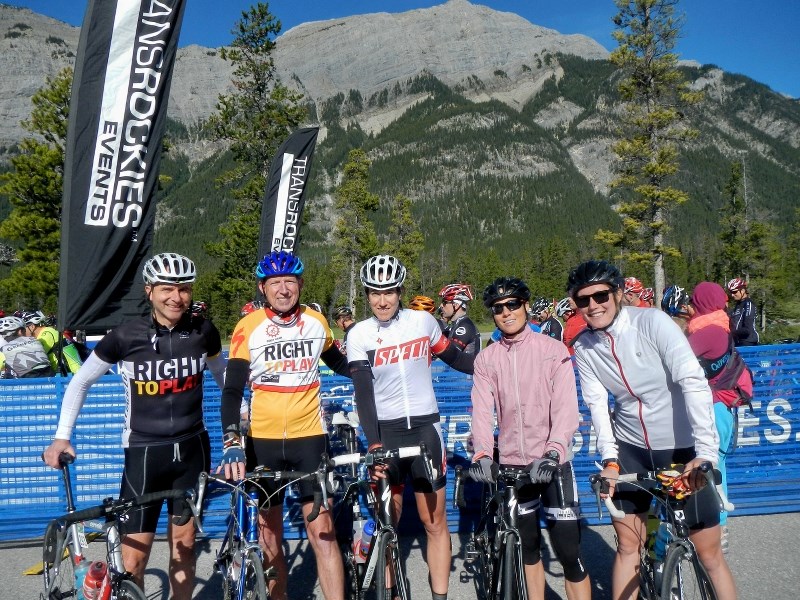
{"left": 82, "top": 561, "right": 107, "bottom": 600}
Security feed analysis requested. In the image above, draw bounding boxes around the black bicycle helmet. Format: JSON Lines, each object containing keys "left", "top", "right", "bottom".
{"left": 566, "top": 260, "right": 624, "bottom": 296}
{"left": 332, "top": 305, "right": 353, "bottom": 320}
{"left": 483, "top": 277, "right": 531, "bottom": 308}
{"left": 661, "top": 285, "right": 690, "bottom": 316}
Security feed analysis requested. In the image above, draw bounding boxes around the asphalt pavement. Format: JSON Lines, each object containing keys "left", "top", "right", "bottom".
{"left": 6, "top": 512, "right": 798, "bottom": 599}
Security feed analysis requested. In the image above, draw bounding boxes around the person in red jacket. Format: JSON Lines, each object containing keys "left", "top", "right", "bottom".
{"left": 556, "top": 297, "right": 585, "bottom": 356}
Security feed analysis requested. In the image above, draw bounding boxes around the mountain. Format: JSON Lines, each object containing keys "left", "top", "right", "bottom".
{"left": 1, "top": 1, "right": 800, "bottom": 282}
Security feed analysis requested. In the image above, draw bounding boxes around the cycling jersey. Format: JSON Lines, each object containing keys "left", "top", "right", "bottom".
{"left": 562, "top": 313, "right": 586, "bottom": 355}
{"left": 443, "top": 315, "right": 481, "bottom": 355}
{"left": 36, "top": 326, "right": 82, "bottom": 375}
{"left": 0, "top": 335, "right": 54, "bottom": 377}
{"left": 539, "top": 316, "right": 564, "bottom": 342}
{"left": 55, "top": 314, "right": 225, "bottom": 447}
{"left": 347, "top": 309, "right": 450, "bottom": 427}
{"left": 728, "top": 297, "right": 759, "bottom": 346}
{"left": 223, "top": 305, "right": 345, "bottom": 439}
{"left": 573, "top": 306, "right": 718, "bottom": 464}
{"left": 472, "top": 325, "right": 578, "bottom": 466}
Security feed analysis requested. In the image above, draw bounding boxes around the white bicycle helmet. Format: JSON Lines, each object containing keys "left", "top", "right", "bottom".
{"left": 142, "top": 253, "right": 196, "bottom": 285}
{"left": 555, "top": 297, "right": 573, "bottom": 318}
{"left": 359, "top": 255, "right": 407, "bottom": 290}
{"left": 0, "top": 316, "right": 25, "bottom": 335}
{"left": 21, "top": 310, "right": 47, "bottom": 326}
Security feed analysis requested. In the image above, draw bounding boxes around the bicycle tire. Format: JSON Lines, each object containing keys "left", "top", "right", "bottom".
{"left": 501, "top": 532, "right": 525, "bottom": 600}
{"left": 240, "top": 547, "right": 269, "bottom": 600}
{"left": 42, "top": 521, "right": 77, "bottom": 600}
{"left": 113, "top": 579, "right": 148, "bottom": 600}
{"left": 660, "top": 543, "right": 718, "bottom": 600}
{"left": 389, "top": 539, "right": 410, "bottom": 600}
{"left": 469, "top": 529, "right": 494, "bottom": 600}
{"left": 371, "top": 532, "right": 390, "bottom": 600}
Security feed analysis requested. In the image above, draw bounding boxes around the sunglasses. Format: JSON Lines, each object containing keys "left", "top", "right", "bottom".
{"left": 574, "top": 290, "right": 613, "bottom": 308}
{"left": 490, "top": 298, "right": 524, "bottom": 315}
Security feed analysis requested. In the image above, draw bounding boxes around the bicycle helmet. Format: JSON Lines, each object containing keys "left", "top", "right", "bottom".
{"left": 438, "top": 283, "right": 474, "bottom": 306}
{"left": 483, "top": 277, "right": 531, "bottom": 308}
{"left": 661, "top": 285, "right": 690, "bottom": 317}
{"left": 409, "top": 295, "right": 437, "bottom": 314}
{"left": 555, "top": 297, "right": 574, "bottom": 318}
{"left": 624, "top": 277, "right": 644, "bottom": 295}
{"left": 641, "top": 287, "right": 654, "bottom": 303}
{"left": 359, "top": 255, "right": 407, "bottom": 290}
{"left": 142, "top": 253, "right": 196, "bottom": 284}
{"left": 21, "top": 310, "right": 47, "bottom": 326}
{"left": 240, "top": 300, "right": 265, "bottom": 317}
{"left": 332, "top": 305, "right": 353, "bottom": 320}
{"left": 530, "top": 297, "right": 551, "bottom": 315}
{"left": 566, "top": 260, "right": 624, "bottom": 296}
{"left": 0, "top": 316, "right": 25, "bottom": 335}
{"left": 255, "top": 251, "right": 304, "bottom": 279}
{"left": 191, "top": 301, "right": 207, "bottom": 317}
{"left": 308, "top": 302, "right": 323, "bottom": 314}
{"left": 726, "top": 277, "right": 747, "bottom": 293}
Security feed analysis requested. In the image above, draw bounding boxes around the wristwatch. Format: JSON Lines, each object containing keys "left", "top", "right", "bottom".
{"left": 602, "top": 457, "right": 619, "bottom": 468}
{"left": 544, "top": 450, "right": 560, "bottom": 462}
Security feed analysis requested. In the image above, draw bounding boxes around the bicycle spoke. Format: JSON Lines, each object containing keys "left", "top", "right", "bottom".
{"left": 661, "top": 544, "right": 718, "bottom": 600}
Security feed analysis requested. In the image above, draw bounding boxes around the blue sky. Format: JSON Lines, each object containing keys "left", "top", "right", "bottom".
{"left": 7, "top": 0, "right": 799, "bottom": 98}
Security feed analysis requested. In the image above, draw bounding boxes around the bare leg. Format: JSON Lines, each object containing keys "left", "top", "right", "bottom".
{"left": 121, "top": 531, "right": 155, "bottom": 591}
{"left": 259, "top": 506, "right": 287, "bottom": 600}
{"left": 301, "top": 499, "right": 344, "bottom": 600}
{"left": 414, "top": 487, "right": 451, "bottom": 595}
{"left": 691, "top": 525, "right": 737, "bottom": 600}
{"left": 524, "top": 561, "right": 545, "bottom": 600}
{"left": 610, "top": 512, "right": 646, "bottom": 600}
{"left": 167, "top": 518, "right": 197, "bottom": 600}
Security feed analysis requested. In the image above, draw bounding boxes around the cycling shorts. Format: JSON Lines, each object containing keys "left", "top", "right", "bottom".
{"left": 119, "top": 431, "right": 210, "bottom": 534}
{"left": 379, "top": 417, "right": 446, "bottom": 493}
{"left": 250, "top": 435, "right": 329, "bottom": 505}
{"left": 509, "top": 461, "right": 582, "bottom": 521}
{"left": 613, "top": 440, "right": 721, "bottom": 529}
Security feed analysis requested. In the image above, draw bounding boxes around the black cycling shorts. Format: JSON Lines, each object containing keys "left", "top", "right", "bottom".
{"left": 379, "top": 418, "right": 447, "bottom": 493}
{"left": 119, "top": 431, "right": 210, "bottom": 534}
{"left": 250, "top": 435, "right": 329, "bottom": 505}
{"left": 613, "top": 440, "right": 721, "bottom": 529}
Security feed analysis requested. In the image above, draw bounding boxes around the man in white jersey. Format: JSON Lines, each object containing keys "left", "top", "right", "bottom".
{"left": 347, "top": 255, "right": 474, "bottom": 600}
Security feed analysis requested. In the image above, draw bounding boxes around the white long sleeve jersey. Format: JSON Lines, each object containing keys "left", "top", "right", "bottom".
{"left": 573, "top": 306, "right": 719, "bottom": 464}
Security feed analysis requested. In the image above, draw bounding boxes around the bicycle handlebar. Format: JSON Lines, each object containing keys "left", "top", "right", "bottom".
{"left": 58, "top": 488, "right": 188, "bottom": 526}
{"left": 589, "top": 462, "right": 735, "bottom": 520}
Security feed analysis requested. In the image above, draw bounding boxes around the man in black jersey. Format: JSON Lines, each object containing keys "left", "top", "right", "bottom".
{"left": 438, "top": 283, "right": 481, "bottom": 355}
{"left": 43, "top": 253, "right": 225, "bottom": 600}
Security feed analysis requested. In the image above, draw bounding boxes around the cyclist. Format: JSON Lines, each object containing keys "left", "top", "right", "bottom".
{"left": 533, "top": 297, "right": 564, "bottom": 342}
{"left": 641, "top": 287, "right": 655, "bottom": 307}
{"left": 438, "top": 283, "right": 481, "bottom": 355}
{"left": 622, "top": 276, "right": 648, "bottom": 307}
{"left": 0, "top": 315, "right": 54, "bottom": 378}
{"left": 661, "top": 284, "right": 693, "bottom": 332}
{"left": 726, "top": 278, "right": 759, "bottom": 346}
{"left": 348, "top": 255, "right": 474, "bottom": 600}
{"left": 469, "top": 277, "right": 591, "bottom": 600}
{"left": 219, "top": 250, "right": 350, "bottom": 600}
{"left": 567, "top": 260, "right": 736, "bottom": 600}
{"left": 22, "top": 310, "right": 82, "bottom": 374}
{"left": 43, "top": 253, "right": 226, "bottom": 600}
{"left": 557, "top": 297, "right": 585, "bottom": 355}
{"left": 332, "top": 304, "right": 356, "bottom": 354}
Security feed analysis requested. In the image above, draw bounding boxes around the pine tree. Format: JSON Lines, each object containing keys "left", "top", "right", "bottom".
{"left": 596, "top": 0, "right": 703, "bottom": 300}
{"left": 383, "top": 194, "right": 424, "bottom": 295}
{"left": 0, "top": 67, "right": 72, "bottom": 312}
{"left": 203, "top": 3, "right": 306, "bottom": 334}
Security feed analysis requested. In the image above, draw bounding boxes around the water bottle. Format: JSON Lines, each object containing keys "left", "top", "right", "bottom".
{"left": 652, "top": 522, "right": 672, "bottom": 590}
{"left": 359, "top": 519, "right": 376, "bottom": 560}
{"left": 645, "top": 509, "right": 660, "bottom": 560}
{"left": 74, "top": 557, "right": 90, "bottom": 600}
{"left": 82, "top": 560, "right": 107, "bottom": 600}
{"left": 352, "top": 515, "right": 366, "bottom": 563}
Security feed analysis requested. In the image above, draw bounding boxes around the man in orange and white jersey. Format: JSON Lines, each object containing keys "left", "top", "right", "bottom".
{"left": 219, "top": 250, "right": 349, "bottom": 600}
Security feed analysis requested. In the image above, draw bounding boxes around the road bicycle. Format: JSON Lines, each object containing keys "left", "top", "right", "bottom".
{"left": 190, "top": 452, "right": 362, "bottom": 600}
{"left": 590, "top": 462, "right": 734, "bottom": 600}
{"left": 454, "top": 464, "right": 539, "bottom": 600}
{"left": 41, "top": 452, "right": 187, "bottom": 600}
{"left": 332, "top": 442, "right": 435, "bottom": 600}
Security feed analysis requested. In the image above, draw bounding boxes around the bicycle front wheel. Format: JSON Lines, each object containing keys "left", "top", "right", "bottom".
{"left": 500, "top": 532, "right": 526, "bottom": 600}
{"left": 113, "top": 579, "right": 148, "bottom": 600}
{"left": 42, "top": 520, "right": 77, "bottom": 600}
{"left": 660, "top": 543, "right": 717, "bottom": 600}
{"left": 240, "top": 548, "right": 269, "bottom": 600}
{"left": 468, "top": 530, "right": 494, "bottom": 600}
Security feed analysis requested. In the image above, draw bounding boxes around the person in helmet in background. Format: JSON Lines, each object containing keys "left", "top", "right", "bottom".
{"left": 567, "top": 259, "right": 735, "bottom": 600}
{"left": 410, "top": 294, "right": 446, "bottom": 333}
{"left": 470, "top": 277, "right": 591, "bottom": 600}
{"left": 219, "top": 250, "right": 349, "bottom": 600}
{"left": 438, "top": 283, "right": 481, "bottom": 355}
{"left": 43, "top": 253, "right": 226, "bottom": 599}
{"left": 22, "top": 309, "right": 83, "bottom": 375}
{"left": 661, "top": 285, "right": 694, "bottom": 332}
{"left": 331, "top": 305, "right": 356, "bottom": 354}
{"left": 556, "top": 297, "right": 585, "bottom": 355}
{"left": 348, "top": 255, "right": 475, "bottom": 600}
{"left": 0, "top": 315, "right": 54, "bottom": 378}
{"left": 641, "top": 287, "right": 655, "bottom": 307}
{"left": 726, "top": 277, "right": 759, "bottom": 346}
{"left": 240, "top": 299, "right": 265, "bottom": 317}
{"left": 532, "top": 297, "right": 563, "bottom": 342}
{"left": 622, "top": 276, "right": 648, "bottom": 307}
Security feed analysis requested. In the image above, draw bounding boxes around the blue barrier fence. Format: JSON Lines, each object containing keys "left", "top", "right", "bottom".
{"left": 2, "top": 344, "right": 799, "bottom": 542}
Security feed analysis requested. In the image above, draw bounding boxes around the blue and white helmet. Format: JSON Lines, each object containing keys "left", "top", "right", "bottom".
{"left": 256, "top": 251, "right": 304, "bottom": 279}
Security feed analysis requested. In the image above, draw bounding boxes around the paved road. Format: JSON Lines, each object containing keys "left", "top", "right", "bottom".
{"left": 6, "top": 512, "right": 797, "bottom": 599}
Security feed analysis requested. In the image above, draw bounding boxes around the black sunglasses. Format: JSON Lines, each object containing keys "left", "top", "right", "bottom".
{"left": 574, "top": 290, "right": 612, "bottom": 309}
{"left": 490, "top": 298, "right": 524, "bottom": 315}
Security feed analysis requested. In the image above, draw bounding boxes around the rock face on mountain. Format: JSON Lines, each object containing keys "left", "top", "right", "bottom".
{"left": 0, "top": 0, "right": 606, "bottom": 145}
